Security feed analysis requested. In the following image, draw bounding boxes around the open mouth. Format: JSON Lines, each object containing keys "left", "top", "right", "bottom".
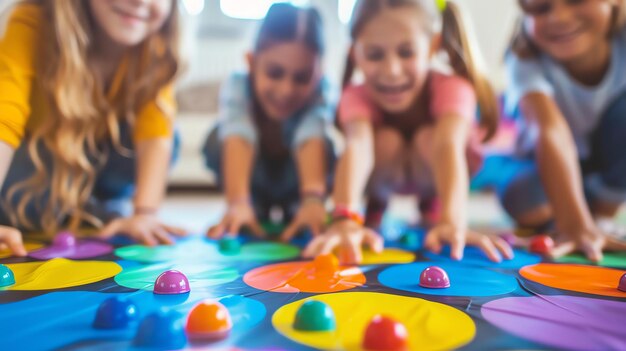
{"left": 375, "top": 82, "right": 413, "bottom": 95}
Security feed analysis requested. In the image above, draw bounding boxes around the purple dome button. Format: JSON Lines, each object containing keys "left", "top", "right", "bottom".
{"left": 419, "top": 266, "right": 451, "bottom": 289}
{"left": 619, "top": 273, "right": 626, "bottom": 292}
{"left": 53, "top": 231, "right": 77, "bottom": 248}
{"left": 153, "top": 270, "right": 190, "bottom": 295}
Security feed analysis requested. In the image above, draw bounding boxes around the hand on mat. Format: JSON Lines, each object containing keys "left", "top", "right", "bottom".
{"left": 550, "top": 225, "right": 626, "bottom": 262}
{"left": 281, "top": 200, "right": 327, "bottom": 242}
{"left": 0, "top": 226, "right": 27, "bottom": 256}
{"left": 425, "top": 223, "right": 514, "bottom": 262}
{"left": 98, "top": 214, "right": 187, "bottom": 246}
{"left": 302, "top": 219, "right": 383, "bottom": 265}
{"left": 207, "top": 202, "right": 266, "bottom": 239}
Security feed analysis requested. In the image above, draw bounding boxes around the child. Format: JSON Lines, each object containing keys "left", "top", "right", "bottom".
{"left": 0, "top": 0, "right": 186, "bottom": 255}
{"left": 304, "top": 0, "right": 514, "bottom": 264}
{"left": 500, "top": 0, "right": 626, "bottom": 261}
{"left": 204, "top": 3, "right": 336, "bottom": 241}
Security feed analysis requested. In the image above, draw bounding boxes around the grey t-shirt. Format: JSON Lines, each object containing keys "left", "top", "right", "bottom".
{"left": 505, "top": 27, "right": 626, "bottom": 159}
{"left": 217, "top": 72, "right": 337, "bottom": 151}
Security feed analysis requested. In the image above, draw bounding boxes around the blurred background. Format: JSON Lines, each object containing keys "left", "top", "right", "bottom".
{"left": 0, "top": 0, "right": 520, "bottom": 188}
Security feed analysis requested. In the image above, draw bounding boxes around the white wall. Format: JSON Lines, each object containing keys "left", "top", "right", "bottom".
{"left": 181, "top": 0, "right": 520, "bottom": 91}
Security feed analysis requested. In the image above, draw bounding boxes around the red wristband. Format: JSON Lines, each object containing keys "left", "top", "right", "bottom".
{"left": 331, "top": 207, "right": 364, "bottom": 226}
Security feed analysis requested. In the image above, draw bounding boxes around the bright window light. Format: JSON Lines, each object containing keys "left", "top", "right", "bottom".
{"left": 182, "top": 0, "right": 205, "bottom": 16}
{"left": 338, "top": 0, "right": 357, "bottom": 24}
{"left": 221, "top": 0, "right": 310, "bottom": 20}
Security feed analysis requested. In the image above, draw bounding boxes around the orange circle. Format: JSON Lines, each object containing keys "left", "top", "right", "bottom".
{"left": 520, "top": 263, "right": 626, "bottom": 298}
{"left": 243, "top": 261, "right": 366, "bottom": 293}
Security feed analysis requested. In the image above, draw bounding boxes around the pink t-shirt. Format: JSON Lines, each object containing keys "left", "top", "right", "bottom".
{"left": 338, "top": 72, "right": 483, "bottom": 173}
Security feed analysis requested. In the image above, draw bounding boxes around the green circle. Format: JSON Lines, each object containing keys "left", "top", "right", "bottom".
{"left": 556, "top": 252, "right": 626, "bottom": 268}
{"left": 114, "top": 237, "right": 299, "bottom": 264}
{"left": 114, "top": 262, "right": 239, "bottom": 291}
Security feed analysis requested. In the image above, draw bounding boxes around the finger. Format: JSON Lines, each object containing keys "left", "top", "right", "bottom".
{"left": 97, "top": 220, "right": 121, "bottom": 239}
{"left": 227, "top": 219, "right": 243, "bottom": 238}
{"left": 310, "top": 222, "right": 322, "bottom": 238}
{"left": 475, "top": 236, "right": 502, "bottom": 263}
{"left": 492, "top": 236, "right": 515, "bottom": 260}
{"left": 339, "top": 239, "right": 361, "bottom": 265}
{"left": 207, "top": 221, "right": 226, "bottom": 239}
{"left": 153, "top": 227, "right": 174, "bottom": 245}
{"left": 319, "top": 235, "right": 341, "bottom": 256}
{"left": 450, "top": 234, "right": 466, "bottom": 261}
{"left": 2, "top": 230, "right": 27, "bottom": 257}
{"left": 139, "top": 230, "right": 158, "bottom": 247}
{"left": 163, "top": 225, "right": 188, "bottom": 237}
{"left": 581, "top": 239, "right": 603, "bottom": 263}
{"left": 247, "top": 220, "right": 267, "bottom": 239}
{"left": 364, "top": 229, "right": 384, "bottom": 253}
{"left": 280, "top": 219, "right": 302, "bottom": 243}
{"left": 549, "top": 241, "right": 576, "bottom": 259}
{"left": 424, "top": 231, "right": 442, "bottom": 254}
{"left": 303, "top": 235, "right": 325, "bottom": 258}
{"left": 605, "top": 237, "right": 626, "bottom": 251}
{"left": 0, "top": 243, "right": 7, "bottom": 251}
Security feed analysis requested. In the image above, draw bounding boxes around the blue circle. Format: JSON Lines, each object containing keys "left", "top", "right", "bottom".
{"left": 424, "top": 247, "right": 541, "bottom": 269}
{"left": 378, "top": 262, "right": 519, "bottom": 297}
{"left": 133, "top": 309, "right": 187, "bottom": 349}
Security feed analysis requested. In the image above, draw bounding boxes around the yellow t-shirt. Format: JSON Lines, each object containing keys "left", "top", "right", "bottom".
{"left": 0, "top": 4, "right": 175, "bottom": 149}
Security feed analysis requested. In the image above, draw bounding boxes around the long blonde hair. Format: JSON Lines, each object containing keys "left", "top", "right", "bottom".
{"left": 511, "top": 0, "right": 626, "bottom": 58}
{"left": 342, "top": 0, "right": 499, "bottom": 141}
{"left": 6, "top": 0, "right": 180, "bottom": 234}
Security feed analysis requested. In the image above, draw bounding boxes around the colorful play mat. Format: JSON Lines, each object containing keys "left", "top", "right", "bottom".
{"left": 1, "top": 226, "right": 625, "bottom": 351}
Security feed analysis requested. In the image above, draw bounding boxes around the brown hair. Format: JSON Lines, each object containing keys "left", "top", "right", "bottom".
{"left": 341, "top": 0, "right": 499, "bottom": 141}
{"left": 6, "top": 0, "right": 180, "bottom": 234}
{"left": 511, "top": 0, "right": 626, "bottom": 59}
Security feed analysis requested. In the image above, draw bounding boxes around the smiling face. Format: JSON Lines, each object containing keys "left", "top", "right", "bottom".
{"left": 353, "top": 6, "right": 435, "bottom": 114}
{"left": 521, "top": 0, "right": 615, "bottom": 62}
{"left": 249, "top": 42, "right": 322, "bottom": 121}
{"left": 89, "top": 0, "right": 173, "bottom": 47}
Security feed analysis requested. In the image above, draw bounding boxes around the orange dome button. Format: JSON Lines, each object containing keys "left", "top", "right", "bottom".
{"left": 185, "top": 300, "right": 232, "bottom": 341}
{"left": 313, "top": 254, "right": 339, "bottom": 274}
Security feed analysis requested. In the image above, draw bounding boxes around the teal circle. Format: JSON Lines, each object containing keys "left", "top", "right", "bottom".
{"left": 114, "top": 262, "right": 238, "bottom": 291}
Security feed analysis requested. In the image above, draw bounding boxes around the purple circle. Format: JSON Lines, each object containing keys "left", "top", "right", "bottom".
{"left": 153, "top": 270, "right": 190, "bottom": 295}
{"left": 482, "top": 295, "right": 626, "bottom": 351}
{"left": 419, "top": 266, "right": 450, "bottom": 288}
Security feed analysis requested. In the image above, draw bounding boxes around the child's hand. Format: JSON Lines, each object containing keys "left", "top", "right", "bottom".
{"left": 550, "top": 225, "right": 626, "bottom": 262}
{"left": 425, "top": 223, "right": 513, "bottom": 262}
{"left": 207, "top": 202, "right": 266, "bottom": 239}
{"left": 97, "top": 214, "right": 188, "bottom": 246}
{"left": 0, "top": 226, "right": 27, "bottom": 256}
{"left": 281, "top": 200, "right": 327, "bottom": 242}
{"left": 303, "top": 219, "right": 384, "bottom": 265}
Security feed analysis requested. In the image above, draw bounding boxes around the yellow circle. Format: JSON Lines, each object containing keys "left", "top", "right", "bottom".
{"left": 0, "top": 241, "right": 44, "bottom": 259}
{"left": 272, "top": 292, "right": 475, "bottom": 350}
{"left": 361, "top": 248, "right": 415, "bottom": 265}
{"left": 2, "top": 258, "right": 121, "bottom": 290}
